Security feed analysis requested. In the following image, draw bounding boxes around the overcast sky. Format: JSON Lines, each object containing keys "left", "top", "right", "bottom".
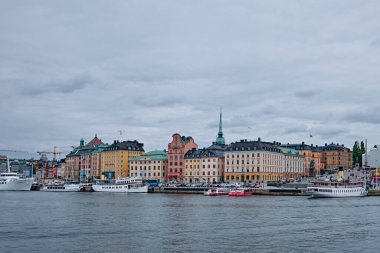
{"left": 1, "top": 0, "right": 380, "bottom": 159}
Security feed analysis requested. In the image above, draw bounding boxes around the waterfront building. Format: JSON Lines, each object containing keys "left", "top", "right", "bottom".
{"left": 65, "top": 138, "right": 85, "bottom": 180}
{"left": 278, "top": 147, "right": 306, "bottom": 179}
{"left": 64, "top": 135, "right": 107, "bottom": 181}
{"left": 129, "top": 150, "right": 168, "bottom": 182}
{"left": 185, "top": 149, "right": 201, "bottom": 183}
{"left": 101, "top": 140, "right": 144, "bottom": 179}
{"left": 318, "top": 143, "right": 352, "bottom": 170}
{"left": 79, "top": 134, "right": 107, "bottom": 181}
{"left": 224, "top": 138, "right": 305, "bottom": 183}
{"left": 281, "top": 142, "right": 322, "bottom": 177}
{"left": 185, "top": 148, "right": 225, "bottom": 183}
{"left": 167, "top": 133, "right": 198, "bottom": 182}
{"left": 363, "top": 145, "right": 380, "bottom": 168}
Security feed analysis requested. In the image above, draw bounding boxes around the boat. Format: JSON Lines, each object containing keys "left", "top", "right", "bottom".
{"left": 92, "top": 177, "right": 148, "bottom": 193}
{"left": 228, "top": 188, "right": 253, "bottom": 197}
{"left": 307, "top": 168, "right": 368, "bottom": 198}
{"left": 204, "top": 188, "right": 229, "bottom": 196}
{"left": 40, "top": 180, "right": 82, "bottom": 192}
{"left": 0, "top": 157, "right": 33, "bottom": 191}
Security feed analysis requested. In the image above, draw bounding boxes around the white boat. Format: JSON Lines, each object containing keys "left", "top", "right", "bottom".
{"left": 0, "top": 157, "right": 33, "bottom": 191}
{"left": 40, "top": 181, "right": 82, "bottom": 192}
{"left": 92, "top": 177, "right": 148, "bottom": 193}
{"left": 204, "top": 188, "right": 229, "bottom": 196}
{"left": 307, "top": 168, "right": 367, "bottom": 198}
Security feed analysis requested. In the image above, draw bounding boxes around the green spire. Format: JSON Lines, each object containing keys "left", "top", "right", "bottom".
{"left": 216, "top": 108, "right": 225, "bottom": 145}
{"left": 80, "top": 138, "right": 84, "bottom": 147}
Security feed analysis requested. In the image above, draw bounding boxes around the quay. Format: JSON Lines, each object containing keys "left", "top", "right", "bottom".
{"left": 150, "top": 186, "right": 309, "bottom": 196}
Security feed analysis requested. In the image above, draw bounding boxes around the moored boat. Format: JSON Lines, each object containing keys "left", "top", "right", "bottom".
{"left": 40, "top": 181, "right": 82, "bottom": 192}
{"left": 92, "top": 177, "right": 148, "bottom": 193}
{"left": 307, "top": 168, "right": 367, "bottom": 198}
{"left": 204, "top": 188, "right": 229, "bottom": 196}
{"left": 228, "top": 188, "right": 253, "bottom": 197}
{"left": 0, "top": 157, "right": 33, "bottom": 191}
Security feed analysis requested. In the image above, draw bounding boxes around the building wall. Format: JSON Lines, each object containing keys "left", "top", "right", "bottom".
{"left": 101, "top": 150, "right": 143, "bottom": 179}
{"left": 91, "top": 152, "right": 102, "bottom": 179}
{"left": 168, "top": 133, "right": 198, "bottom": 182}
{"left": 200, "top": 157, "right": 224, "bottom": 183}
{"left": 321, "top": 150, "right": 352, "bottom": 169}
{"left": 363, "top": 146, "right": 380, "bottom": 168}
{"left": 298, "top": 150, "right": 322, "bottom": 176}
{"left": 129, "top": 159, "right": 167, "bottom": 182}
{"left": 64, "top": 156, "right": 81, "bottom": 180}
{"left": 185, "top": 158, "right": 201, "bottom": 183}
{"left": 224, "top": 148, "right": 305, "bottom": 182}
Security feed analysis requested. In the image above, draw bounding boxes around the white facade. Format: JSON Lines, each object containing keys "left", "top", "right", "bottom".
{"left": 363, "top": 146, "right": 380, "bottom": 168}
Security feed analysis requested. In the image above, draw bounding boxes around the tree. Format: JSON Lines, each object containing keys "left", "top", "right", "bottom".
{"left": 360, "top": 141, "right": 366, "bottom": 167}
{"left": 352, "top": 141, "right": 360, "bottom": 166}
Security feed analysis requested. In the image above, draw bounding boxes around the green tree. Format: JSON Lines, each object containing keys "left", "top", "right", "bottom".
{"left": 352, "top": 141, "right": 360, "bottom": 166}
{"left": 360, "top": 141, "right": 366, "bottom": 167}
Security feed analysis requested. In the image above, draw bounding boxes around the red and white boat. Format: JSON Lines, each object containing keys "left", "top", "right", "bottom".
{"left": 204, "top": 187, "right": 229, "bottom": 196}
{"left": 228, "top": 188, "right": 253, "bottom": 197}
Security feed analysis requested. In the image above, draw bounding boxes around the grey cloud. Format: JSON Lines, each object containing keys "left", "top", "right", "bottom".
{"left": 21, "top": 73, "right": 93, "bottom": 96}
{"left": 294, "top": 90, "right": 320, "bottom": 98}
{"left": 1, "top": 1, "right": 380, "bottom": 154}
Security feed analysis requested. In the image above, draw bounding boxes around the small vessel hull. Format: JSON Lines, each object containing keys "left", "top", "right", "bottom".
{"left": 92, "top": 184, "right": 148, "bottom": 193}
{"left": 0, "top": 178, "right": 34, "bottom": 191}
{"left": 307, "top": 187, "right": 367, "bottom": 198}
{"left": 204, "top": 188, "right": 229, "bottom": 196}
{"left": 228, "top": 188, "right": 253, "bottom": 197}
{"left": 40, "top": 184, "right": 82, "bottom": 192}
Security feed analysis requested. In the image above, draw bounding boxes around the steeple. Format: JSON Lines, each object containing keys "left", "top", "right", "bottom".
{"left": 216, "top": 108, "right": 225, "bottom": 145}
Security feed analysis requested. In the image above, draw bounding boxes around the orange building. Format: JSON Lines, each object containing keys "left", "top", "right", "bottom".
{"left": 167, "top": 133, "right": 198, "bottom": 182}
{"left": 319, "top": 143, "right": 352, "bottom": 170}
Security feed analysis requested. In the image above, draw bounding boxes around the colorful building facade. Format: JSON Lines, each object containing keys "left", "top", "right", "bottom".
{"left": 318, "top": 143, "right": 352, "bottom": 170}
{"left": 224, "top": 139, "right": 305, "bottom": 183}
{"left": 129, "top": 150, "right": 168, "bottom": 182}
{"left": 281, "top": 142, "right": 322, "bottom": 177}
{"left": 167, "top": 133, "right": 198, "bottom": 182}
{"left": 101, "top": 140, "right": 144, "bottom": 179}
{"left": 185, "top": 148, "right": 224, "bottom": 183}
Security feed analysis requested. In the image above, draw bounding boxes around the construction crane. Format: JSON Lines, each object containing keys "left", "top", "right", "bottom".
{"left": 37, "top": 146, "right": 62, "bottom": 161}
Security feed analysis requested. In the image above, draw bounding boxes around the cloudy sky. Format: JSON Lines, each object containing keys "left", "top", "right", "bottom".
{"left": 1, "top": 0, "right": 380, "bottom": 159}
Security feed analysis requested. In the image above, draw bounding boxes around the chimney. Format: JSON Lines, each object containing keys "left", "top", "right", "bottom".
{"left": 302, "top": 141, "right": 304, "bottom": 145}
{"left": 258, "top": 137, "right": 261, "bottom": 142}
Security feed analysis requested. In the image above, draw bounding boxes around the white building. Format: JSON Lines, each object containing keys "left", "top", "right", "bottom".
{"left": 363, "top": 145, "right": 380, "bottom": 168}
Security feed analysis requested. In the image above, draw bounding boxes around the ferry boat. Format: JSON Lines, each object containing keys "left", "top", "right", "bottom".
{"left": 204, "top": 188, "right": 229, "bottom": 196}
{"left": 40, "top": 181, "right": 82, "bottom": 192}
{"left": 92, "top": 177, "right": 148, "bottom": 193}
{"left": 307, "top": 168, "right": 368, "bottom": 198}
{"left": 228, "top": 188, "right": 253, "bottom": 197}
{"left": 0, "top": 157, "right": 33, "bottom": 191}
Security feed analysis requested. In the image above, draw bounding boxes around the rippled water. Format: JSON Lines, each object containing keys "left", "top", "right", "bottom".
{"left": 1, "top": 192, "right": 380, "bottom": 253}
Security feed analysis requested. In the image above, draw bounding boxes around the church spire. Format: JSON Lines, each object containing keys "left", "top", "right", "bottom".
{"left": 216, "top": 108, "right": 225, "bottom": 145}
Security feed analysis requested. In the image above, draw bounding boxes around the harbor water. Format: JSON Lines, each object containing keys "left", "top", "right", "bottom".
{"left": 1, "top": 192, "right": 380, "bottom": 253}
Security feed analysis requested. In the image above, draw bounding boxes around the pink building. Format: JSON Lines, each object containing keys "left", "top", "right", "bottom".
{"left": 167, "top": 133, "right": 198, "bottom": 182}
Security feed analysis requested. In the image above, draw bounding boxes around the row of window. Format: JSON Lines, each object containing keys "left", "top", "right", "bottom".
{"left": 130, "top": 166, "right": 164, "bottom": 170}
{"left": 185, "top": 171, "right": 219, "bottom": 176}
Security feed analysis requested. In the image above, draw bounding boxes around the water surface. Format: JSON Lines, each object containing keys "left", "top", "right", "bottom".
{"left": 1, "top": 192, "right": 379, "bottom": 253}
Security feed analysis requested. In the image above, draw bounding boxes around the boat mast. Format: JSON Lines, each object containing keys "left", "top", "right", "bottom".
{"left": 7, "top": 156, "right": 10, "bottom": 173}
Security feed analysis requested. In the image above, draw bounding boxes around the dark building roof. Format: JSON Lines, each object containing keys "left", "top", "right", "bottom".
{"left": 226, "top": 139, "right": 282, "bottom": 153}
{"left": 317, "top": 143, "right": 351, "bottom": 152}
{"left": 185, "top": 148, "right": 224, "bottom": 159}
{"left": 104, "top": 140, "right": 144, "bottom": 152}
{"left": 282, "top": 142, "right": 351, "bottom": 152}
{"left": 281, "top": 142, "right": 320, "bottom": 151}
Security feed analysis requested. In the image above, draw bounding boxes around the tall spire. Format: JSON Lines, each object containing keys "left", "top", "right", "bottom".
{"left": 216, "top": 108, "right": 225, "bottom": 145}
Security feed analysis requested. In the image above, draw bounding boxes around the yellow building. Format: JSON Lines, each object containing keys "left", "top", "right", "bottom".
{"left": 185, "top": 150, "right": 201, "bottom": 183}
{"left": 101, "top": 140, "right": 144, "bottom": 179}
